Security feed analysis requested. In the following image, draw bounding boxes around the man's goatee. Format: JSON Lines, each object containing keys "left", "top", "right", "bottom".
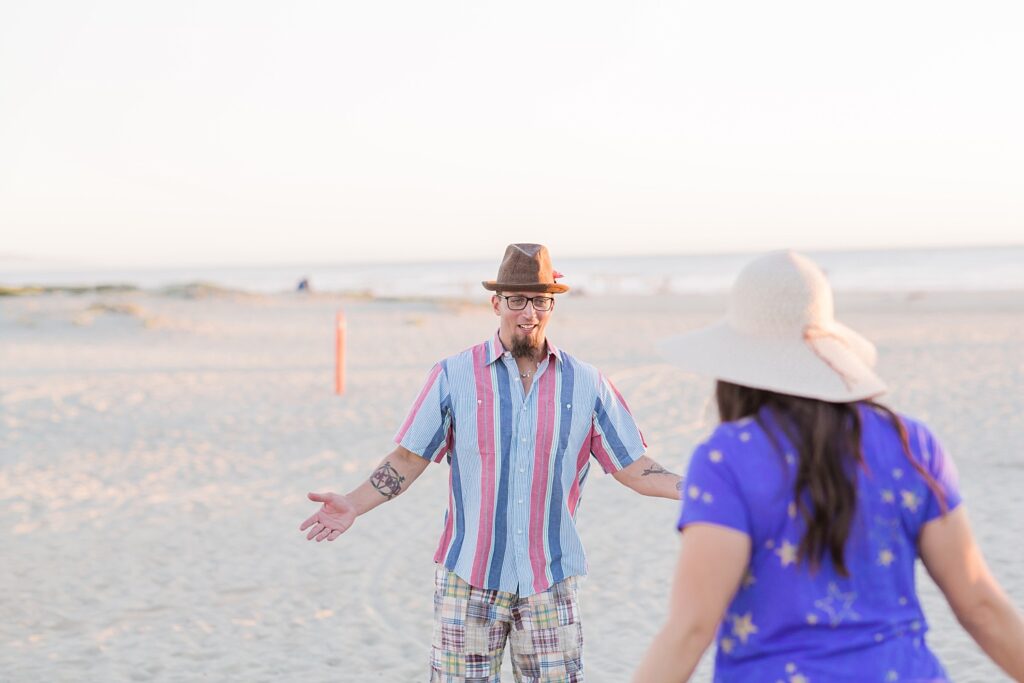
{"left": 511, "top": 335, "right": 539, "bottom": 359}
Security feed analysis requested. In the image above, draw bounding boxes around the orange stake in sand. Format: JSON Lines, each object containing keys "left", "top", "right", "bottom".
{"left": 334, "top": 310, "right": 346, "bottom": 395}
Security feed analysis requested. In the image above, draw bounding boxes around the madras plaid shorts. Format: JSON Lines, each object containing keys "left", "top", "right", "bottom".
{"left": 430, "top": 565, "right": 584, "bottom": 683}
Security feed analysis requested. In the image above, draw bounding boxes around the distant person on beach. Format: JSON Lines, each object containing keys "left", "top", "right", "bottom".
{"left": 301, "top": 243, "right": 682, "bottom": 682}
{"left": 296, "top": 277, "right": 311, "bottom": 292}
{"left": 632, "top": 251, "right": 1024, "bottom": 682}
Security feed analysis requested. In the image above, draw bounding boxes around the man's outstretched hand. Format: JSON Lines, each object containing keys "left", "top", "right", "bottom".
{"left": 300, "top": 492, "right": 357, "bottom": 542}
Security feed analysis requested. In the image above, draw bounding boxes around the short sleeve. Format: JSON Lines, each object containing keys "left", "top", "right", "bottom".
{"left": 394, "top": 363, "right": 453, "bottom": 463}
{"left": 590, "top": 374, "right": 647, "bottom": 474}
{"left": 910, "top": 422, "right": 963, "bottom": 523}
{"left": 677, "top": 438, "right": 752, "bottom": 536}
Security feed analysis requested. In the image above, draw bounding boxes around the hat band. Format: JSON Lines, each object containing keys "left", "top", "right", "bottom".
{"left": 804, "top": 325, "right": 857, "bottom": 391}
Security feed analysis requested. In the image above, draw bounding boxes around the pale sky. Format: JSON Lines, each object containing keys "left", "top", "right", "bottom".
{"left": 2, "top": 1, "right": 1022, "bottom": 268}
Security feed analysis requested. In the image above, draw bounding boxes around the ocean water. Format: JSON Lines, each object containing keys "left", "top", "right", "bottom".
{"left": 3, "top": 246, "right": 1022, "bottom": 298}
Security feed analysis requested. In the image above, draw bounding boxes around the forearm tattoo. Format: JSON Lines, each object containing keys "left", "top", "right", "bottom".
{"left": 641, "top": 463, "right": 671, "bottom": 476}
{"left": 369, "top": 461, "right": 405, "bottom": 500}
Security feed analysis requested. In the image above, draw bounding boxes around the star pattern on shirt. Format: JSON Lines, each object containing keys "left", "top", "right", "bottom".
{"left": 813, "top": 582, "right": 860, "bottom": 627}
{"left": 709, "top": 449, "right": 723, "bottom": 463}
{"left": 775, "top": 540, "right": 798, "bottom": 567}
{"left": 731, "top": 612, "right": 758, "bottom": 644}
{"left": 881, "top": 489, "right": 895, "bottom": 504}
{"left": 742, "top": 570, "right": 757, "bottom": 588}
{"left": 784, "top": 662, "right": 809, "bottom": 683}
{"left": 900, "top": 489, "right": 920, "bottom": 512}
{"left": 719, "top": 637, "right": 735, "bottom": 654}
{"left": 688, "top": 485, "right": 701, "bottom": 500}
{"left": 878, "top": 549, "right": 895, "bottom": 567}
{"left": 872, "top": 515, "right": 906, "bottom": 547}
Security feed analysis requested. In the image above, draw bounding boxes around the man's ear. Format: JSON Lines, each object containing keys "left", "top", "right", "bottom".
{"left": 491, "top": 294, "right": 501, "bottom": 316}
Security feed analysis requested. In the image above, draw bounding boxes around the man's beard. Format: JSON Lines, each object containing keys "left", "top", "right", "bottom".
{"left": 510, "top": 332, "right": 541, "bottom": 359}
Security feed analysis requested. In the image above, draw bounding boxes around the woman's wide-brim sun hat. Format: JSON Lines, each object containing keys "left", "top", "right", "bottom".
{"left": 660, "top": 250, "right": 887, "bottom": 403}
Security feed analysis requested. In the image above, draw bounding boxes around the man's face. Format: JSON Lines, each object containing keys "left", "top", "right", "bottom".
{"left": 492, "top": 290, "right": 555, "bottom": 358}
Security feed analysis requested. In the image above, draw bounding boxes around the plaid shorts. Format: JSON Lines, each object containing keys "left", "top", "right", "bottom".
{"left": 430, "top": 565, "right": 584, "bottom": 683}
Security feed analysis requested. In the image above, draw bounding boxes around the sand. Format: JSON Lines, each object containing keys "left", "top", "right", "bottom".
{"left": 1, "top": 289, "right": 1022, "bottom": 682}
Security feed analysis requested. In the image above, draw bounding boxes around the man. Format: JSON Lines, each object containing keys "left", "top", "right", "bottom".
{"left": 300, "top": 243, "right": 681, "bottom": 682}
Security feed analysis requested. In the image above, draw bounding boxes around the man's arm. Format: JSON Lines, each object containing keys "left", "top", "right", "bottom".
{"left": 345, "top": 445, "right": 431, "bottom": 513}
{"left": 300, "top": 445, "right": 430, "bottom": 541}
{"left": 612, "top": 455, "right": 682, "bottom": 500}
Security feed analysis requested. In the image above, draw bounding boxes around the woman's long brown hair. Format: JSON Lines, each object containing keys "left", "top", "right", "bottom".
{"left": 716, "top": 380, "right": 947, "bottom": 577}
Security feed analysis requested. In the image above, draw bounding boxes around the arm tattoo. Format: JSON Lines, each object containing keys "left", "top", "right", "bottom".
{"left": 369, "top": 461, "right": 406, "bottom": 500}
{"left": 641, "top": 463, "right": 670, "bottom": 476}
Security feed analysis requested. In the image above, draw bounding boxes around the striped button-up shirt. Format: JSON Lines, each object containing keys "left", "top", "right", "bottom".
{"left": 395, "top": 333, "right": 646, "bottom": 596}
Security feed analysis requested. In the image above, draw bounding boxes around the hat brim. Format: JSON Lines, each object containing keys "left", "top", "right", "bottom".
{"left": 482, "top": 281, "right": 570, "bottom": 294}
{"left": 658, "top": 319, "right": 886, "bottom": 403}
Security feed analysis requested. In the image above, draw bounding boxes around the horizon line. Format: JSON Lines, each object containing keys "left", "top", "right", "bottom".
{"left": 3, "top": 241, "right": 1024, "bottom": 272}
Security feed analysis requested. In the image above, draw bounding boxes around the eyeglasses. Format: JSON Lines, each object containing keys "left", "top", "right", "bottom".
{"left": 496, "top": 294, "right": 555, "bottom": 311}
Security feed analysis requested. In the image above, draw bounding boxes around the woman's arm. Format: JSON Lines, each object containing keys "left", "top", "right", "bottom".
{"left": 632, "top": 523, "right": 751, "bottom": 683}
{"left": 919, "top": 506, "right": 1024, "bottom": 681}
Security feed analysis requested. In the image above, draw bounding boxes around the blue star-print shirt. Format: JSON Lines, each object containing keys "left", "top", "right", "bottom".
{"left": 677, "top": 404, "right": 962, "bottom": 683}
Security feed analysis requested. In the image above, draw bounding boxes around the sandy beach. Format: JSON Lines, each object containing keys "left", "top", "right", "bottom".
{"left": 2, "top": 288, "right": 1022, "bottom": 682}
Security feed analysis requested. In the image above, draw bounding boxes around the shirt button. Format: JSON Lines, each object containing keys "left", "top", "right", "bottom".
{"left": 518, "top": 468, "right": 524, "bottom": 473}
{"left": 517, "top": 499, "right": 523, "bottom": 504}
{"left": 521, "top": 436, "right": 527, "bottom": 442}
{"left": 566, "top": 403, "right": 571, "bottom": 409}
{"left": 516, "top": 529, "right": 522, "bottom": 534}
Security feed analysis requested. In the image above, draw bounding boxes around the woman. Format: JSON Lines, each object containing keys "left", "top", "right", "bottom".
{"left": 633, "top": 251, "right": 1024, "bottom": 682}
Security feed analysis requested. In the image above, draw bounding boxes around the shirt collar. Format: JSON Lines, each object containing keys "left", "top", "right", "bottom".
{"left": 485, "top": 331, "right": 562, "bottom": 366}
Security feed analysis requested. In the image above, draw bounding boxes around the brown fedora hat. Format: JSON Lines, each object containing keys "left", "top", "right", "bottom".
{"left": 482, "top": 243, "right": 569, "bottom": 294}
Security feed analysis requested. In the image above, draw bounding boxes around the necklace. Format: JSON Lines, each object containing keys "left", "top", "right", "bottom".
{"left": 519, "top": 363, "right": 539, "bottom": 378}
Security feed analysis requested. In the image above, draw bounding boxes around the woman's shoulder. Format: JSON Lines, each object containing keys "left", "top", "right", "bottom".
{"left": 859, "top": 405, "right": 960, "bottom": 495}
{"left": 693, "top": 415, "right": 782, "bottom": 467}
{"left": 702, "top": 416, "right": 756, "bottom": 444}
{"left": 860, "top": 405, "right": 944, "bottom": 454}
